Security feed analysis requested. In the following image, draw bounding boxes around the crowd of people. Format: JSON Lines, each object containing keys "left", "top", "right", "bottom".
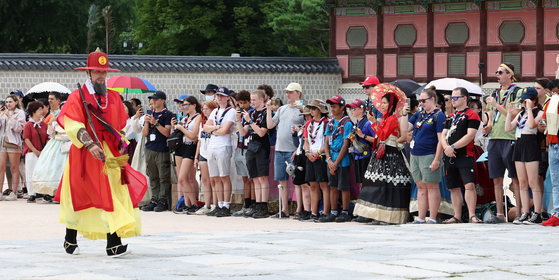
{"left": 4, "top": 59, "right": 559, "bottom": 228}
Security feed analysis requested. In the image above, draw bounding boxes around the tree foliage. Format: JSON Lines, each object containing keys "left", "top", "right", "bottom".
{"left": 0, "top": 0, "right": 139, "bottom": 53}
{"left": 268, "top": 0, "right": 330, "bottom": 57}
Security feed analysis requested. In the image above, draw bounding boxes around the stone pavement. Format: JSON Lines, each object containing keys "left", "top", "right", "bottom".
{"left": 1, "top": 215, "right": 559, "bottom": 279}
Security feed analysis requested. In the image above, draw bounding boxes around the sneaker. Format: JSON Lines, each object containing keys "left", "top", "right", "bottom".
{"left": 232, "top": 207, "right": 248, "bottom": 217}
{"left": 4, "top": 192, "right": 17, "bottom": 201}
{"left": 0, "top": 194, "right": 3, "bottom": 201}
{"left": 317, "top": 213, "right": 336, "bottom": 223}
{"left": 426, "top": 218, "right": 438, "bottom": 224}
{"left": 524, "top": 213, "right": 542, "bottom": 225}
{"left": 35, "top": 193, "right": 44, "bottom": 199}
{"left": 141, "top": 201, "right": 157, "bottom": 212}
{"left": 173, "top": 205, "right": 189, "bottom": 214}
{"left": 335, "top": 212, "right": 352, "bottom": 223}
{"left": 185, "top": 205, "right": 199, "bottom": 215}
{"left": 242, "top": 207, "right": 256, "bottom": 218}
{"left": 27, "top": 195, "right": 36, "bottom": 203}
{"left": 253, "top": 204, "right": 270, "bottom": 219}
{"left": 410, "top": 219, "right": 426, "bottom": 224}
{"left": 542, "top": 215, "right": 559, "bottom": 226}
{"left": 485, "top": 215, "right": 506, "bottom": 224}
{"left": 206, "top": 205, "right": 220, "bottom": 216}
{"left": 154, "top": 201, "right": 168, "bottom": 212}
{"left": 215, "top": 207, "right": 231, "bottom": 217}
{"left": 43, "top": 195, "right": 54, "bottom": 203}
{"left": 301, "top": 213, "right": 318, "bottom": 222}
{"left": 514, "top": 213, "right": 530, "bottom": 224}
{"left": 17, "top": 191, "right": 23, "bottom": 198}
{"left": 195, "top": 206, "right": 211, "bottom": 215}
{"left": 353, "top": 216, "right": 373, "bottom": 223}
{"left": 23, "top": 193, "right": 30, "bottom": 199}
{"left": 298, "top": 211, "right": 311, "bottom": 221}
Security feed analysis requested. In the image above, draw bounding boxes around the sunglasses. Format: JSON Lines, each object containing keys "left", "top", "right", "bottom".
{"left": 349, "top": 107, "right": 360, "bottom": 111}
{"left": 444, "top": 98, "right": 450, "bottom": 102}
{"left": 495, "top": 70, "right": 504, "bottom": 75}
{"left": 309, "top": 106, "right": 318, "bottom": 110}
{"left": 451, "top": 96, "right": 463, "bottom": 101}
{"left": 182, "top": 103, "right": 191, "bottom": 107}
{"left": 418, "top": 97, "right": 431, "bottom": 103}
{"left": 362, "top": 85, "right": 373, "bottom": 89}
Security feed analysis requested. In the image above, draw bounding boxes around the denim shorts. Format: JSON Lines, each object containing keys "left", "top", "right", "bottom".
{"left": 274, "top": 151, "right": 293, "bottom": 181}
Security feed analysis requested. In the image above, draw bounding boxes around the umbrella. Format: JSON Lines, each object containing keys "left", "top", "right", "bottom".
{"left": 107, "top": 76, "right": 157, "bottom": 99}
{"left": 424, "top": 78, "right": 483, "bottom": 96}
{"left": 389, "top": 79, "right": 421, "bottom": 98}
{"left": 369, "top": 83, "right": 407, "bottom": 118}
{"left": 412, "top": 84, "right": 427, "bottom": 95}
{"left": 24, "top": 82, "right": 71, "bottom": 107}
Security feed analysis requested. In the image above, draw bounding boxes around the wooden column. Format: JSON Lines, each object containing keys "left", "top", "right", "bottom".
{"left": 427, "top": 4, "right": 434, "bottom": 82}
{"left": 536, "top": 2, "right": 544, "bottom": 78}
{"left": 329, "top": 7, "right": 337, "bottom": 57}
{"left": 377, "top": 8, "right": 384, "bottom": 82}
{"left": 480, "top": 2, "right": 488, "bottom": 85}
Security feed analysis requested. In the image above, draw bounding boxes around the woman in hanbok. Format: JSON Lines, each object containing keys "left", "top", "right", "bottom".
{"left": 354, "top": 92, "right": 412, "bottom": 224}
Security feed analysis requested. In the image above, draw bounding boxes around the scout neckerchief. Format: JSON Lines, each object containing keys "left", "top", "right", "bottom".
{"left": 328, "top": 115, "right": 350, "bottom": 144}
{"left": 249, "top": 107, "right": 267, "bottom": 135}
{"left": 185, "top": 113, "right": 200, "bottom": 128}
{"left": 151, "top": 108, "right": 167, "bottom": 128}
{"left": 308, "top": 116, "right": 327, "bottom": 145}
{"left": 493, "top": 84, "right": 517, "bottom": 122}
{"left": 214, "top": 104, "right": 233, "bottom": 126}
{"left": 516, "top": 106, "right": 539, "bottom": 129}
{"left": 410, "top": 108, "right": 440, "bottom": 149}
{"left": 201, "top": 118, "right": 209, "bottom": 139}
{"left": 446, "top": 108, "right": 468, "bottom": 141}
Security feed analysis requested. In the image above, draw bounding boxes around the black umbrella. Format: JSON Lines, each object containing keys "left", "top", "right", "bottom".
{"left": 412, "top": 84, "right": 427, "bottom": 96}
{"left": 389, "top": 79, "right": 421, "bottom": 97}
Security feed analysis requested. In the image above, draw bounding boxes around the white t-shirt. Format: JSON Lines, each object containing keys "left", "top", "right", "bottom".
{"left": 198, "top": 123, "right": 210, "bottom": 158}
{"left": 208, "top": 106, "right": 236, "bottom": 149}
{"left": 179, "top": 114, "right": 199, "bottom": 143}
{"left": 305, "top": 118, "right": 327, "bottom": 153}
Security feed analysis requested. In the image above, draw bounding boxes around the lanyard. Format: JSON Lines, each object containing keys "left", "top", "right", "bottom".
{"left": 214, "top": 105, "right": 232, "bottom": 126}
{"left": 308, "top": 117, "right": 326, "bottom": 145}
{"left": 201, "top": 119, "right": 209, "bottom": 139}
{"left": 415, "top": 108, "right": 439, "bottom": 129}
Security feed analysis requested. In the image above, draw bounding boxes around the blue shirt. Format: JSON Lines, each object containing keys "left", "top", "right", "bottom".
{"left": 353, "top": 117, "right": 375, "bottom": 160}
{"left": 408, "top": 109, "right": 446, "bottom": 156}
{"left": 325, "top": 116, "right": 353, "bottom": 167}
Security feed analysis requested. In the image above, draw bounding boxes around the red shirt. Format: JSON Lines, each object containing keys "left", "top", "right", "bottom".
{"left": 543, "top": 101, "right": 559, "bottom": 144}
{"left": 444, "top": 108, "right": 481, "bottom": 157}
{"left": 22, "top": 121, "right": 48, "bottom": 156}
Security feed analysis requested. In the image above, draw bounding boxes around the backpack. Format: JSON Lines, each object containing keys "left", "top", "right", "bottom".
{"left": 490, "top": 86, "right": 521, "bottom": 106}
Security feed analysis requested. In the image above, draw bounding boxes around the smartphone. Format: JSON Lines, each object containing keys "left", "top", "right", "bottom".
{"left": 171, "top": 113, "right": 177, "bottom": 120}
{"left": 513, "top": 103, "right": 522, "bottom": 110}
{"left": 146, "top": 110, "right": 153, "bottom": 115}
{"left": 0, "top": 101, "right": 4, "bottom": 106}
{"left": 295, "top": 100, "right": 303, "bottom": 106}
{"left": 406, "top": 98, "right": 411, "bottom": 106}
{"left": 540, "top": 119, "right": 547, "bottom": 125}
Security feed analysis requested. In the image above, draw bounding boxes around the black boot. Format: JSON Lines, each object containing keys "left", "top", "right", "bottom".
{"left": 106, "top": 232, "right": 129, "bottom": 258}
{"left": 64, "top": 228, "right": 80, "bottom": 255}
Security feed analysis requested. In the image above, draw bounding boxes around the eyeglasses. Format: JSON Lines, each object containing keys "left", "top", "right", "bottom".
{"left": 362, "top": 85, "right": 373, "bottom": 89}
{"left": 418, "top": 98, "right": 431, "bottom": 103}
{"left": 202, "top": 108, "right": 211, "bottom": 111}
{"left": 444, "top": 98, "right": 450, "bottom": 102}
{"left": 349, "top": 107, "right": 359, "bottom": 111}
{"left": 451, "top": 96, "right": 463, "bottom": 101}
{"left": 495, "top": 70, "right": 504, "bottom": 75}
{"left": 182, "top": 103, "right": 191, "bottom": 107}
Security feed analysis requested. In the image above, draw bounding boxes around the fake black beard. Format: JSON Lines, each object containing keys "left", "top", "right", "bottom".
{"left": 93, "top": 79, "right": 107, "bottom": 96}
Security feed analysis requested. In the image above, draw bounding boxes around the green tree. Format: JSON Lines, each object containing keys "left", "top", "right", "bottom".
{"left": 268, "top": 0, "right": 329, "bottom": 57}
{"left": 135, "top": 0, "right": 287, "bottom": 56}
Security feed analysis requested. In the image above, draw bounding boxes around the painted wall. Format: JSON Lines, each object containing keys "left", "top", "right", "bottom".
{"left": 336, "top": 16, "right": 377, "bottom": 50}
{"left": 433, "top": 12, "right": 480, "bottom": 47}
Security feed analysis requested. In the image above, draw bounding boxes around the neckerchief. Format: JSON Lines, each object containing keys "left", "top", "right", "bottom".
{"left": 151, "top": 108, "right": 168, "bottom": 128}
{"left": 516, "top": 106, "right": 539, "bottom": 129}
{"left": 415, "top": 108, "right": 440, "bottom": 129}
{"left": 249, "top": 107, "right": 267, "bottom": 135}
{"left": 493, "top": 84, "right": 518, "bottom": 122}
{"left": 446, "top": 108, "right": 469, "bottom": 140}
{"left": 30, "top": 118, "right": 42, "bottom": 128}
{"left": 182, "top": 113, "right": 200, "bottom": 128}
{"left": 328, "top": 115, "right": 350, "bottom": 140}
{"left": 308, "top": 117, "right": 326, "bottom": 145}
{"left": 214, "top": 105, "right": 233, "bottom": 126}
{"left": 201, "top": 118, "right": 209, "bottom": 139}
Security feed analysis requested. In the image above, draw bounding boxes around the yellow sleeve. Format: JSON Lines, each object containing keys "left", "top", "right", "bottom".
{"left": 64, "top": 116, "right": 86, "bottom": 149}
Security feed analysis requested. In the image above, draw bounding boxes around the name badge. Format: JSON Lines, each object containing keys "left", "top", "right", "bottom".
{"left": 150, "top": 134, "right": 156, "bottom": 142}
{"left": 410, "top": 140, "right": 415, "bottom": 149}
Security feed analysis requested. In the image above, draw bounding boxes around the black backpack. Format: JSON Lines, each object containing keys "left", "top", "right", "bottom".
{"left": 166, "top": 129, "right": 184, "bottom": 152}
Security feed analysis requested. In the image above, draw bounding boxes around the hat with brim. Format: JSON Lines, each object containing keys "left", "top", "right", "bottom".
{"left": 284, "top": 82, "right": 302, "bottom": 92}
{"left": 299, "top": 106, "right": 311, "bottom": 116}
{"left": 326, "top": 95, "right": 346, "bottom": 106}
{"left": 347, "top": 99, "right": 367, "bottom": 109}
{"left": 148, "top": 91, "right": 166, "bottom": 100}
{"left": 74, "top": 50, "right": 120, "bottom": 72}
{"left": 174, "top": 94, "right": 189, "bottom": 102}
{"left": 215, "top": 87, "right": 230, "bottom": 96}
{"left": 518, "top": 87, "right": 538, "bottom": 100}
{"left": 305, "top": 99, "right": 328, "bottom": 114}
{"left": 200, "top": 84, "right": 219, "bottom": 94}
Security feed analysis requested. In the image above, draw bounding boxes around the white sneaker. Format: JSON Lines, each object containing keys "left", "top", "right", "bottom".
{"left": 22, "top": 193, "right": 30, "bottom": 199}
{"left": 4, "top": 192, "right": 17, "bottom": 201}
{"left": 0, "top": 194, "right": 3, "bottom": 201}
{"left": 195, "top": 206, "right": 211, "bottom": 215}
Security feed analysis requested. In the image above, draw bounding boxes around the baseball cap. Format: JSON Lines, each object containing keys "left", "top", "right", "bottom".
{"left": 148, "top": 91, "right": 167, "bottom": 100}
{"left": 518, "top": 87, "right": 538, "bottom": 100}
{"left": 200, "top": 84, "right": 219, "bottom": 94}
{"left": 346, "top": 99, "right": 367, "bottom": 109}
{"left": 174, "top": 94, "right": 188, "bottom": 102}
{"left": 359, "top": 76, "right": 380, "bottom": 86}
{"left": 10, "top": 90, "right": 23, "bottom": 98}
{"left": 326, "top": 95, "right": 346, "bottom": 106}
{"left": 215, "top": 87, "right": 230, "bottom": 96}
{"left": 284, "top": 82, "right": 302, "bottom": 92}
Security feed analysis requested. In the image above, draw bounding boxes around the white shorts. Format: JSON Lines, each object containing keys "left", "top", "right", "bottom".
{"left": 208, "top": 146, "right": 233, "bottom": 177}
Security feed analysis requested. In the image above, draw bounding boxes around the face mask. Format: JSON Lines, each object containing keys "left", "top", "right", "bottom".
{"left": 205, "top": 95, "right": 214, "bottom": 101}
{"left": 92, "top": 78, "right": 107, "bottom": 96}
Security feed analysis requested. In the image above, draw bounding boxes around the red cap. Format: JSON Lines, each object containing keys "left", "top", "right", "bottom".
{"left": 326, "top": 95, "right": 346, "bottom": 105}
{"left": 359, "top": 76, "right": 379, "bottom": 86}
{"left": 75, "top": 49, "right": 120, "bottom": 72}
{"left": 346, "top": 99, "right": 367, "bottom": 109}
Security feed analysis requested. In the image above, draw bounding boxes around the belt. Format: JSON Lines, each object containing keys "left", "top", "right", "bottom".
{"left": 183, "top": 141, "right": 197, "bottom": 145}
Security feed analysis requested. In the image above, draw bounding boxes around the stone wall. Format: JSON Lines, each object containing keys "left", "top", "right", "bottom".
{"left": 0, "top": 70, "right": 343, "bottom": 112}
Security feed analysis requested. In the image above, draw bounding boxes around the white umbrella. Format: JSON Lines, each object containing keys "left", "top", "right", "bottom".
{"left": 26, "top": 82, "right": 71, "bottom": 95}
{"left": 425, "top": 78, "right": 483, "bottom": 96}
